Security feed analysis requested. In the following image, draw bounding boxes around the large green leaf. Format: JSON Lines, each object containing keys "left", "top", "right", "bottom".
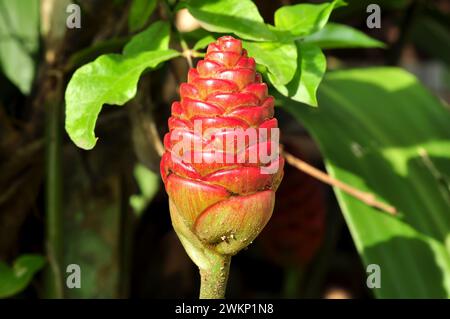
{"left": 0, "top": 254, "right": 46, "bottom": 298}
{"left": 281, "top": 67, "right": 450, "bottom": 298}
{"left": 182, "top": 0, "right": 276, "bottom": 41}
{"left": 128, "top": 0, "right": 157, "bottom": 32}
{"left": 274, "top": 0, "right": 344, "bottom": 40}
{"left": 271, "top": 42, "right": 326, "bottom": 106}
{"left": 0, "top": 0, "right": 39, "bottom": 94}
{"left": 65, "top": 22, "right": 180, "bottom": 150}
{"left": 123, "top": 21, "right": 170, "bottom": 55}
{"left": 304, "top": 23, "right": 385, "bottom": 49}
{"left": 243, "top": 41, "right": 297, "bottom": 85}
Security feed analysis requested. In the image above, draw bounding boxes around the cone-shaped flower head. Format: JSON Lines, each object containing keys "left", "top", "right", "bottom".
{"left": 161, "top": 36, "right": 284, "bottom": 257}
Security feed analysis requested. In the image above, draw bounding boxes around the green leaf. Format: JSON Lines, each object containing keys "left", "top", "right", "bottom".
{"left": 128, "top": 0, "right": 157, "bottom": 32}
{"left": 182, "top": 0, "right": 276, "bottom": 41}
{"left": 281, "top": 67, "right": 450, "bottom": 298}
{"left": 193, "top": 35, "right": 216, "bottom": 51}
{"left": 304, "top": 23, "right": 385, "bottom": 49}
{"left": 65, "top": 22, "right": 180, "bottom": 150}
{"left": 0, "top": 254, "right": 46, "bottom": 298}
{"left": 0, "top": 0, "right": 39, "bottom": 94}
{"left": 123, "top": 21, "right": 170, "bottom": 55}
{"left": 274, "top": 0, "right": 345, "bottom": 39}
{"left": 271, "top": 43, "right": 326, "bottom": 106}
{"left": 130, "top": 164, "right": 160, "bottom": 217}
{"left": 65, "top": 50, "right": 179, "bottom": 150}
{"left": 243, "top": 41, "right": 297, "bottom": 85}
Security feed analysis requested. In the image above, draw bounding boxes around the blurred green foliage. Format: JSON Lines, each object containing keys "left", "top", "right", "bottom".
{"left": 0, "top": 0, "right": 39, "bottom": 94}
{"left": 0, "top": 255, "right": 45, "bottom": 298}
{"left": 282, "top": 67, "right": 450, "bottom": 297}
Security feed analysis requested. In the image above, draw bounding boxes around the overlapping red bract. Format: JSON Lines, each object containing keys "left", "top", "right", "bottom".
{"left": 161, "top": 36, "right": 284, "bottom": 255}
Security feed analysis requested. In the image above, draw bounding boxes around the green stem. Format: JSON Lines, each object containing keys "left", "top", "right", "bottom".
{"left": 44, "top": 97, "right": 63, "bottom": 298}
{"left": 199, "top": 255, "right": 231, "bottom": 299}
{"left": 161, "top": 0, "right": 193, "bottom": 68}
{"left": 169, "top": 200, "right": 231, "bottom": 299}
{"left": 179, "top": 34, "right": 193, "bottom": 68}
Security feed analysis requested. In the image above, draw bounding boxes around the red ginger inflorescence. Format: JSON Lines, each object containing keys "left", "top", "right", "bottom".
{"left": 161, "top": 36, "right": 284, "bottom": 257}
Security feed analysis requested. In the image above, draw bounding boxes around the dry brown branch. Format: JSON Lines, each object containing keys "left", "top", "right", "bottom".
{"left": 283, "top": 151, "right": 397, "bottom": 215}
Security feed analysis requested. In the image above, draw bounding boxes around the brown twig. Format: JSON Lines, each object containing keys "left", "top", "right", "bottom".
{"left": 283, "top": 151, "right": 397, "bottom": 215}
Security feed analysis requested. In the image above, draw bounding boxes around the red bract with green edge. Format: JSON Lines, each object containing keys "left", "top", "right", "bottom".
{"left": 160, "top": 36, "right": 284, "bottom": 299}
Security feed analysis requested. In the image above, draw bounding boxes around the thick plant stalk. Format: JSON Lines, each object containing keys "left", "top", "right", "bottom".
{"left": 199, "top": 255, "right": 230, "bottom": 299}
{"left": 161, "top": 36, "right": 284, "bottom": 298}
{"left": 41, "top": 0, "right": 67, "bottom": 298}
{"left": 44, "top": 99, "right": 63, "bottom": 298}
